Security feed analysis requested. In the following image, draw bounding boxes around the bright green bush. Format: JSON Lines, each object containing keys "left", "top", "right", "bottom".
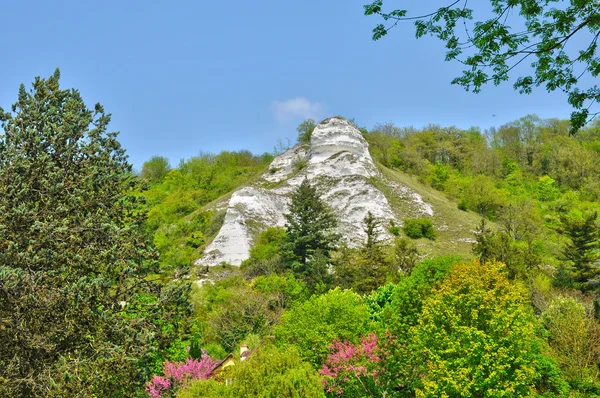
{"left": 275, "top": 288, "right": 371, "bottom": 367}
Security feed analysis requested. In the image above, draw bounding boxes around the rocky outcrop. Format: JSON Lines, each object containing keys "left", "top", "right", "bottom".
{"left": 196, "top": 117, "right": 433, "bottom": 266}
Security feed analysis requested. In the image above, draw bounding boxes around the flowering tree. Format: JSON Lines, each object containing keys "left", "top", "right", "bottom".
{"left": 320, "top": 333, "right": 405, "bottom": 397}
{"left": 146, "top": 356, "right": 220, "bottom": 398}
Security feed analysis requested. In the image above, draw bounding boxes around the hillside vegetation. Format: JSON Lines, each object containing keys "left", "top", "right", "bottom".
{"left": 3, "top": 71, "right": 600, "bottom": 397}
{"left": 135, "top": 115, "right": 600, "bottom": 397}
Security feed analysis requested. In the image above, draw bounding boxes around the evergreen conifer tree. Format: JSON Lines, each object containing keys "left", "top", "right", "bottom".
{"left": 355, "top": 211, "right": 387, "bottom": 294}
{"left": 282, "top": 179, "right": 338, "bottom": 290}
{"left": 0, "top": 70, "right": 189, "bottom": 396}
{"left": 559, "top": 211, "right": 600, "bottom": 291}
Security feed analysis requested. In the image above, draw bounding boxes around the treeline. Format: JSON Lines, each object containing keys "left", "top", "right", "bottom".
{"left": 364, "top": 115, "right": 600, "bottom": 281}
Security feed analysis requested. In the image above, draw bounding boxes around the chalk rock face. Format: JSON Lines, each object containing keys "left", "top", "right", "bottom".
{"left": 197, "top": 117, "right": 433, "bottom": 266}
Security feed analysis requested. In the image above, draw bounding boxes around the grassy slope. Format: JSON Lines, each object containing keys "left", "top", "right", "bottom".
{"left": 374, "top": 162, "right": 483, "bottom": 259}
{"left": 192, "top": 155, "right": 484, "bottom": 266}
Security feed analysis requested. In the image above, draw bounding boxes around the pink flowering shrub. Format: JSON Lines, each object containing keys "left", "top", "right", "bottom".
{"left": 146, "top": 356, "right": 220, "bottom": 398}
{"left": 320, "top": 332, "right": 405, "bottom": 397}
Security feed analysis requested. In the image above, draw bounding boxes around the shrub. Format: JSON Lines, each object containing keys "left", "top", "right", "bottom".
{"left": 403, "top": 218, "right": 436, "bottom": 240}
{"left": 146, "top": 356, "right": 220, "bottom": 398}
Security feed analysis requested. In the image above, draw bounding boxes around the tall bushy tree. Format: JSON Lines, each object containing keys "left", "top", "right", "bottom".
{"left": 559, "top": 211, "right": 600, "bottom": 291}
{"left": 355, "top": 211, "right": 387, "bottom": 293}
{"left": 141, "top": 155, "right": 172, "bottom": 184}
{"left": 0, "top": 70, "right": 189, "bottom": 396}
{"left": 282, "top": 179, "right": 338, "bottom": 289}
{"left": 413, "top": 260, "right": 568, "bottom": 397}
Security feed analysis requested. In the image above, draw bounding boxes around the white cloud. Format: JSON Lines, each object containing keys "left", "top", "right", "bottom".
{"left": 272, "top": 97, "right": 324, "bottom": 122}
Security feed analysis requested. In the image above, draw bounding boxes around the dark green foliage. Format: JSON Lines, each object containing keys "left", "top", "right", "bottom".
{"left": 403, "top": 218, "right": 436, "bottom": 240}
{"left": 0, "top": 70, "right": 190, "bottom": 396}
{"left": 473, "top": 218, "right": 495, "bottom": 262}
{"left": 383, "top": 257, "right": 459, "bottom": 338}
{"left": 558, "top": 211, "right": 600, "bottom": 291}
{"left": 354, "top": 211, "right": 388, "bottom": 294}
{"left": 282, "top": 179, "right": 339, "bottom": 290}
{"left": 365, "top": 1, "right": 600, "bottom": 132}
{"left": 393, "top": 237, "right": 419, "bottom": 276}
{"left": 297, "top": 118, "right": 316, "bottom": 144}
{"left": 473, "top": 218, "right": 541, "bottom": 280}
{"left": 388, "top": 220, "right": 401, "bottom": 236}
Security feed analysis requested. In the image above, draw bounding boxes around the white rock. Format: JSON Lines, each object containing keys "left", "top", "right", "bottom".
{"left": 196, "top": 117, "right": 434, "bottom": 266}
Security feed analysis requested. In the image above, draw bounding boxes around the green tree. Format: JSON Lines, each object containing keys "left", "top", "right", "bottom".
{"left": 542, "top": 296, "right": 600, "bottom": 391}
{"left": 355, "top": 211, "right": 388, "bottom": 293}
{"left": 141, "top": 155, "right": 172, "bottom": 184}
{"left": 365, "top": 0, "right": 600, "bottom": 132}
{"left": 0, "top": 70, "right": 189, "bottom": 396}
{"left": 558, "top": 211, "right": 600, "bottom": 291}
{"left": 393, "top": 237, "right": 419, "bottom": 276}
{"left": 275, "top": 288, "right": 371, "bottom": 367}
{"left": 282, "top": 179, "right": 339, "bottom": 290}
{"left": 297, "top": 118, "right": 317, "bottom": 144}
{"left": 413, "top": 260, "right": 568, "bottom": 397}
{"left": 180, "top": 344, "right": 325, "bottom": 398}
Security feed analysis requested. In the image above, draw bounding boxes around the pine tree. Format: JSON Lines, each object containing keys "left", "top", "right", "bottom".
{"left": 0, "top": 70, "right": 189, "bottom": 396}
{"left": 355, "top": 212, "right": 387, "bottom": 294}
{"left": 282, "top": 179, "right": 338, "bottom": 290}
{"left": 559, "top": 211, "right": 600, "bottom": 291}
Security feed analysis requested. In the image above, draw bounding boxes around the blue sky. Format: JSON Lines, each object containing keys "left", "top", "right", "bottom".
{"left": 0, "top": 0, "right": 577, "bottom": 169}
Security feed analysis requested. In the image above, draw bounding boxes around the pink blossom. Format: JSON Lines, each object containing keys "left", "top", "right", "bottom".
{"left": 146, "top": 355, "right": 220, "bottom": 397}
{"left": 319, "top": 333, "right": 396, "bottom": 396}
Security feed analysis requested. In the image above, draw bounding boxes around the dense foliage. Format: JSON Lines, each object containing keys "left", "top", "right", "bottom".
{"left": 0, "top": 71, "right": 190, "bottom": 397}
{"left": 4, "top": 70, "right": 600, "bottom": 396}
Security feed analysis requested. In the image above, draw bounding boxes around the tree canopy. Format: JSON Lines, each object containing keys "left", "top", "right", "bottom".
{"left": 364, "top": 0, "right": 600, "bottom": 133}
{"left": 0, "top": 70, "right": 189, "bottom": 396}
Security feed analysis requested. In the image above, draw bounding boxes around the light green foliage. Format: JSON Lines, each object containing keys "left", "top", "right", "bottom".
{"left": 364, "top": 283, "right": 396, "bottom": 323}
{"left": 140, "top": 155, "right": 171, "bottom": 184}
{"left": 179, "top": 344, "right": 325, "bottom": 398}
{"left": 365, "top": 115, "right": 600, "bottom": 276}
{"left": 365, "top": 1, "right": 600, "bottom": 132}
{"left": 413, "top": 260, "right": 566, "bottom": 397}
{"left": 143, "top": 150, "right": 272, "bottom": 271}
{"left": 297, "top": 118, "right": 317, "bottom": 144}
{"left": 275, "top": 288, "right": 371, "bottom": 367}
{"left": 542, "top": 296, "right": 600, "bottom": 392}
{"left": 428, "top": 163, "right": 450, "bottom": 190}
{"left": 536, "top": 176, "right": 561, "bottom": 202}
{"left": 0, "top": 70, "right": 190, "bottom": 396}
{"left": 192, "top": 276, "right": 275, "bottom": 352}
{"left": 403, "top": 218, "right": 436, "bottom": 240}
{"left": 241, "top": 227, "right": 286, "bottom": 277}
{"left": 463, "top": 174, "right": 506, "bottom": 217}
{"left": 252, "top": 273, "right": 309, "bottom": 310}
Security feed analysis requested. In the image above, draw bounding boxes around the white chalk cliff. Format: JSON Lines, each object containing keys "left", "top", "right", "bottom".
{"left": 196, "top": 117, "right": 433, "bottom": 266}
